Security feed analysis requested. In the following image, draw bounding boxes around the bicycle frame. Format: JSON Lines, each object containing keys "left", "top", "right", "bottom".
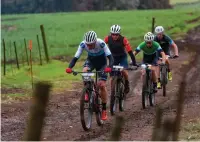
{"left": 111, "top": 65, "right": 137, "bottom": 96}
{"left": 140, "top": 63, "right": 156, "bottom": 108}
{"left": 72, "top": 70, "right": 103, "bottom": 108}
{"left": 71, "top": 70, "right": 106, "bottom": 130}
{"left": 141, "top": 64, "right": 153, "bottom": 91}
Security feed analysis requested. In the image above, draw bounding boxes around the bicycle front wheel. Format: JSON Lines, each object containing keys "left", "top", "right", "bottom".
{"left": 80, "top": 87, "right": 92, "bottom": 131}
{"left": 95, "top": 94, "right": 104, "bottom": 126}
{"left": 161, "top": 66, "right": 168, "bottom": 97}
{"left": 119, "top": 80, "right": 125, "bottom": 112}
{"left": 142, "top": 73, "right": 149, "bottom": 109}
{"left": 110, "top": 78, "right": 118, "bottom": 115}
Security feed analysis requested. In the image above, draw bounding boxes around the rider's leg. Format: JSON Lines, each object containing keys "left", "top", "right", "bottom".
{"left": 165, "top": 48, "right": 172, "bottom": 81}
{"left": 121, "top": 55, "right": 130, "bottom": 94}
{"left": 111, "top": 56, "right": 118, "bottom": 93}
{"left": 165, "top": 58, "right": 172, "bottom": 81}
{"left": 152, "top": 66, "right": 158, "bottom": 83}
{"left": 122, "top": 70, "right": 130, "bottom": 93}
{"left": 152, "top": 65, "right": 159, "bottom": 92}
{"left": 98, "top": 80, "right": 108, "bottom": 120}
{"left": 97, "top": 68, "right": 108, "bottom": 120}
{"left": 122, "top": 70, "right": 128, "bottom": 80}
{"left": 98, "top": 80, "right": 108, "bottom": 106}
{"left": 156, "top": 60, "right": 162, "bottom": 89}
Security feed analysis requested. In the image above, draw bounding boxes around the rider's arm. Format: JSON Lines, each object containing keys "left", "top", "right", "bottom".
{"left": 157, "top": 45, "right": 166, "bottom": 63}
{"left": 101, "top": 41, "right": 114, "bottom": 67}
{"left": 68, "top": 42, "right": 85, "bottom": 68}
{"left": 123, "top": 37, "right": 136, "bottom": 65}
{"left": 160, "top": 51, "right": 166, "bottom": 63}
{"left": 104, "top": 36, "right": 109, "bottom": 44}
{"left": 107, "top": 54, "right": 114, "bottom": 67}
{"left": 171, "top": 42, "right": 179, "bottom": 56}
{"left": 134, "top": 44, "right": 142, "bottom": 56}
{"left": 166, "top": 35, "right": 179, "bottom": 56}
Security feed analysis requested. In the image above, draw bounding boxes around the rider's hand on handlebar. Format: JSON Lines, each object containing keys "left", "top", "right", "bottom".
{"left": 66, "top": 68, "right": 72, "bottom": 73}
{"left": 104, "top": 67, "right": 112, "bottom": 73}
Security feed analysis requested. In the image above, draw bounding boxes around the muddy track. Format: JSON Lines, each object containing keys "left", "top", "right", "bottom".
{"left": 1, "top": 26, "right": 200, "bottom": 141}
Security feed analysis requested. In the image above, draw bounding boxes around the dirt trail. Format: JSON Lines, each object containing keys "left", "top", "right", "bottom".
{"left": 1, "top": 26, "right": 200, "bottom": 141}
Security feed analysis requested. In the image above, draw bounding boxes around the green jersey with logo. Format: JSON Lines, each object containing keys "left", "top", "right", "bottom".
{"left": 135, "top": 41, "right": 163, "bottom": 64}
{"left": 135, "top": 41, "right": 162, "bottom": 55}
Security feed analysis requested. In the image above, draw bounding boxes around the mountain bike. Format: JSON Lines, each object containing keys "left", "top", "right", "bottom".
{"left": 159, "top": 62, "right": 168, "bottom": 97}
{"left": 159, "top": 55, "right": 178, "bottom": 96}
{"left": 72, "top": 70, "right": 105, "bottom": 131}
{"left": 110, "top": 65, "right": 137, "bottom": 115}
{"left": 140, "top": 63, "right": 156, "bottom": 109}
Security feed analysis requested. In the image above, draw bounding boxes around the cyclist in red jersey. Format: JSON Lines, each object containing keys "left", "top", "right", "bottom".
{"left": 104, "top": 24, "right": 137, "bottom": 94}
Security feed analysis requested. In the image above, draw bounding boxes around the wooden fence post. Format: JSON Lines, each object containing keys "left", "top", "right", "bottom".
{"left": 24, "top": 39, "right": 29, "bottom": 66}
{"left": 14, "top": 41, "right": 20, "bottom": 69}
{"left": 37, "top": 35, "right": 43, "bottom": 65}
{"left": 10, "top": 40, "right": 14, "bottom": 75}
{"left": 152, "top": 17, "right": 155, "bottom": 33}
{"left": 23, "top": 81, "right": 52, "bottom": 141}
{"left": 29, "top": 40, "right": 34, "bottom": 90}
{"left": 40, "top": 25, "right": 50, "bottom": 63}
{"left": 2, "top": 39, "right": 6, "bottom": 76}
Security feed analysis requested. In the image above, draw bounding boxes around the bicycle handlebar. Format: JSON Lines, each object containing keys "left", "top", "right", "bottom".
{"left": 70, "top": 67, "right": 138, "bottom": 76}
{"left": 112, "top": 65, "right": 138, "bottom": 72}
{"left": 72, "top": 70, "right": 103, "bottom": 76}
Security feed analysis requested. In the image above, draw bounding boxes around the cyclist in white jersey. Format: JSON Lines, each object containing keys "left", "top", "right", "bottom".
{"left": 66, "top": 31, "right": 114, "bottom": 120}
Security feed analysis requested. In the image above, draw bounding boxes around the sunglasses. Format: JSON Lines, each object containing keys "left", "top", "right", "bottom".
{"left": 111, "top": 33, "right": 120, "bottom": 36}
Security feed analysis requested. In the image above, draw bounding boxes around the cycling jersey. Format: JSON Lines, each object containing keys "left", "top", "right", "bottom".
{"left": 135, "top": 41, "right": 163, "bottom": 65}
{"left": 75, "top": 38, "right": 111, "bottom": 58}
{"left": 104, "top": 35, "right": 132, "bottom": 56}
{"left": 104, "top": 35, "right": 136, "bottom": 67}
{"left": 68, "top": 38, "right": 113, "bottom": 80}
{"left": 154, "top": 34, "right": 174, "bottom": 56}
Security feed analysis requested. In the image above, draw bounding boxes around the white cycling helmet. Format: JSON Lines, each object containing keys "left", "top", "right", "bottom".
{"left": 110, "top": 24, "right": 121, "bottom": 34}
{"left": 84, "top": 31, "right": 97, "bottom": 44}
{"left": 144, "top": 32, "right": 154, "bottom": 42}
{"left": 155, "top": 26, "right": 164, "bottom": 34}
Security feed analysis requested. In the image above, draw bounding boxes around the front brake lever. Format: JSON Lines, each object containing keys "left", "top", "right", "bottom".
{"left": 73, "top": 71, "right": 78, "bottom": 76}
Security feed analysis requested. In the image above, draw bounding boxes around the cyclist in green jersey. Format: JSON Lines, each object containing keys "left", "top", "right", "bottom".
{"left": 133, "top": 32, "right": 166, "bottom": 92}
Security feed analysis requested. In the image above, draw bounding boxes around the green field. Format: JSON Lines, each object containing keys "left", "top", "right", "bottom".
{"left": 1, "top": 3, "right": 200, "bottom": 93}
{"left": 2, "top": 5, "right": 200, "bottom": 60}
{"left": 170, "top": 0, "right": 200, "bottom": 5}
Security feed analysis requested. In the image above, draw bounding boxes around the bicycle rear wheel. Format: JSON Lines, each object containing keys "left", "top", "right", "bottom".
{"left": 149, "top": 82, "right": 155, "bottom": 106}
{"left": 80, "top": 87, "right": 92, "bottom": 131}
